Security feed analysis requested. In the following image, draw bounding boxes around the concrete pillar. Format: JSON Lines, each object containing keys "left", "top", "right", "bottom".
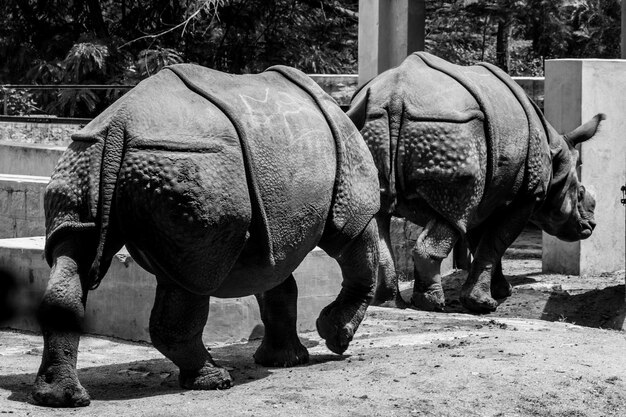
{"left": 358, "top": 0, "right": 425, "bottom": 85}
{"left": 622, "top": 0, "right": 626, "bottom": 58}
{"left": 542, "top": 59, "right": 626, "bottom": 275}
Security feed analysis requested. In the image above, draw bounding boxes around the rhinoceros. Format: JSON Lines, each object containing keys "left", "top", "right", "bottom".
{"left": 347, "top": 52, "right": 602, "bottom": 313}
{"left": 33, "top": 64, "right": 380, "bottom": 407}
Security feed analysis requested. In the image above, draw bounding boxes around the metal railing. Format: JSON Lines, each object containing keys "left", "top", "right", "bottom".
{"left": 0, "top": 84, "right": 135, "bottom": 122}
{"left": 1, "top": 77, "right": 545, "bottom": 124}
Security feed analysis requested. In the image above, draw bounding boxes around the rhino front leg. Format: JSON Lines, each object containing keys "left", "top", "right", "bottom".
{"left": 253, "top": 274, "right": 309, "bottom": 367}
{"left": 490, "top": 260, "right": 513, "bottom": 299}
{"left": 317, "top": 220, "right": 379, "bottom": 355}
{"left": 372, "top": 214, "right": 401, "bottom": 307}
{"left": 150, "top": 282, "right": 232, "bottom": 390}
{"left": 411, "top": 219, "right": 458, "bottom": 312}
{"left": 32, "top": 239, "right": 91, "bottom": 407}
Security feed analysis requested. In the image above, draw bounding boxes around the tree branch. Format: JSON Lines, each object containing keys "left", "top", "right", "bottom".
{"left": 119, "top": 0, "right": 223, "bottom": 48}
{"left": 297, "top": 0, "right": 358, "bottom": 20}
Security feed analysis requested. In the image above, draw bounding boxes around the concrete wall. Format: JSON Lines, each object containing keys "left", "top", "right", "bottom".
{"left": 0, "top": 121, "right": 77, "bottom": 146}
{"left": 543, "top": 59, "right": 626, "bottom": 275}
{"left": 0, "top": 141, "right": 65, "bottom": 177}
{"left": 0, "top": 174, "right": 48, "bottom": 238}
{"left": 357, "top": 0, "right": 425, "bottom": 85}
{"left": 309, "top": 75, "right": 359, "bottom": 108}
{"left": 513, "top": 77, "right": 544, "bottom": 110}
{"left": 0, "top": 237, "right": 343, "bottom": 344}
{"left": 0, "top": 180, "right": 447, "bottom": 278}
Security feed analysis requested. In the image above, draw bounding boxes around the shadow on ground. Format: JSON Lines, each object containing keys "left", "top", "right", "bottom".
{"left": 0, "top": 334, "right": 343, "bottom": 406}
{"left": 400, "top": 270, "right": 625, "bottom": 330}
{"left": 542, "top": 285, "right": 625, "bottom": 328}
{"left": 399, "top": 226, "right": 625, "bottom": 330}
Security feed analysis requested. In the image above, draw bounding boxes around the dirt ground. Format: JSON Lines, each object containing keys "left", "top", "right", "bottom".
{"left": 1, "top": 227, "right": 625, "bottom": 416}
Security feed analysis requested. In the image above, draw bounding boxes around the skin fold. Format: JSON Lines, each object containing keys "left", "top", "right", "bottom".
{"left": 348, "top": 52, "right": 602, "bottom": 314}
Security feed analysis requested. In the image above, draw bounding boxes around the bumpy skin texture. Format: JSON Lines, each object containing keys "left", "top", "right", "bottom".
{"left": 348, "top": 52, "right": 600, "bottom": 312}
{"left": 34, "top": 65, "right": 380, "bottom": 407}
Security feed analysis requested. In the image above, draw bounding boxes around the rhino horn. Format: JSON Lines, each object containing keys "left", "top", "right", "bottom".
{"left": 346, "top": 88, "right": 370, "bottom": 131}
{"left": 564, "top": 113, "right": 606, "bottom": 146}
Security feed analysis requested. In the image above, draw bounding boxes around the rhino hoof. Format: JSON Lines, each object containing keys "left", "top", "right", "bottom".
{"left": 253, "top": 341, "right": 309, "bottom": 367}
{"left": 179, "top": 364, "right": 233, "bottom": 390}
{"left": 32, "top": 374, "right": 91, "bottom": 407}
{"left": 460, "top": 293, "right": 498, "bottom": 314}
{"left": 371, "top": 286, "right": 397, "bottom": 306}
{"left": 491, "top": 281, "right": 513, "bottom": 300}
{"left": 411, "top": 291, "right": 445, "bottom": 312}
{"left": 316, "top": 316, "right": 354, "bottom": 355}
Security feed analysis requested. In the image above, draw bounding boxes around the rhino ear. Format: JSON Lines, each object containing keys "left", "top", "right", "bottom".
{"left": 564, "top": 113, "right": 606, "bottom": 146}
{"left": 346, "top": 88, "right": 370, "bottom": 131}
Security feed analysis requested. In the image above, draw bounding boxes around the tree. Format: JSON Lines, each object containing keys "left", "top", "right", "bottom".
{"left": 0, "top": 0, "right": 620, "bottom": 116}
{"left": 0, "top": 0, "right": 359, "bottom": 116}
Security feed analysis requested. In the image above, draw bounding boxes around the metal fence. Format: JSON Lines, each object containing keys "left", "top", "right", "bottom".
{"left": 1, "top": 76, "right": 545, "bottom": 124}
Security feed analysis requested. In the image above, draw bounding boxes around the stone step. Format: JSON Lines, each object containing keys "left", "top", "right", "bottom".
{"left": 0, "top": 237, "right": 343, "bottom": 344}
{"left": 0, "top": 141, "right": 65, "bottom": 177}
{"left": 0, "top": 174, "right": 49, "bottom": 239}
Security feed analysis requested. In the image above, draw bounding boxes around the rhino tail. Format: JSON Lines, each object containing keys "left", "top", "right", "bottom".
{"left": 564, "top": 113, "right": 606, "bottom": 146}
{"left": 345, "top": 88, "right": 370, "bottom": 131}
{"left": 88, "top": 122, "right": 126, "bottom": 290}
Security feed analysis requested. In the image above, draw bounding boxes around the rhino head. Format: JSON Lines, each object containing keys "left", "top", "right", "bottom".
{"left": 531, "top": 114, "right": 605, "bottom": 242}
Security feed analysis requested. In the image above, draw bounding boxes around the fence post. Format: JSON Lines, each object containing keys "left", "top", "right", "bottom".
{"left": 542, "top": 59, "right": 626, "bottom": 276}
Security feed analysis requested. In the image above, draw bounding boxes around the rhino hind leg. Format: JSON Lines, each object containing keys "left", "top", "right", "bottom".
{"left": 410, "top": 219, "right": 458, "bottom": 312}
{"left": 460, "top": 264, "right": 499, "bottom": 313}
{"left": 465, "top": 232, "right": 512, "bottom": 302}
{"left": 32, "top": 238, "right": 93, "bottom": 408}
{"left": 371, "top": 214, "right": 403, "bottom": 307}
{"left": 253, "top": 274, "right": 309, "bottom": 367}
{"left": 149, "top": 282, "right": 232, "bottom": 390}
{"left": 317, "top": 220, "right": 379, "bottom": 355}
{"left": 490, "top": 260, "right": 513, "bottom": 299}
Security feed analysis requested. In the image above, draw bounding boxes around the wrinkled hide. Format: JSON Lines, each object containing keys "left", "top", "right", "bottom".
{"left": 35, "top": 64, "right": 381, "bottom": 407}
{"left": 348, "top": 52, "right": 601, "bottom": 312}
{"left": 45, "top": 64, "right": 379, "bottom": 295}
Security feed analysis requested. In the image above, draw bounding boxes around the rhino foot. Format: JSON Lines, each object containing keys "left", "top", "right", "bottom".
{"left": 32, "top": 366, "right": 91, "bottom": 407}
{"left": 491, "top": 279, "right": 513, "bottom": 300}
{"left": 316, "top": 299, "right": 367, "bottom": 355}
{"left": 371, "top": 285, "right": 397, "bottom": 307}
{"left": 459, "top": 291, "right": 498, "bottom": 313}
{"left": 179, "top": 362, "right": 233, "bottom": 390}
{"left": 316, "top": 317, "right": 354, "bottom": 355}
{"left": 253, "top": 340, "right": 309, "bottom": 367}
{"left": 411, "top": 290, "right": 445, "bottom": 312}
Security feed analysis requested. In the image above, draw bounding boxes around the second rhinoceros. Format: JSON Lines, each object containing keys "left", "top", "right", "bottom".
{"left": 347, "top": 52, "right": 602, "bottom": 313}
{"left": 33, "top": 64, "right": 380, "bottom": 407}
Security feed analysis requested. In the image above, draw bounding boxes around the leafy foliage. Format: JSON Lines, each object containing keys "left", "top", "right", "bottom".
{"left": 136, "top": 47, "right": 184, "bottom": 78}
{"left": 55, "top": 88, "right": 99, "bottom": 117}
{"left": 63, "top": 43, "right": 110, "bottom": 83}
{"left": 567, "top": 0, "right": 621, "bottom": 58}
{"left": 0, "top": 0, "right": 620, "bottom": 117}
{"left": 0, "top": 88, "right": 38, "bottom": 115}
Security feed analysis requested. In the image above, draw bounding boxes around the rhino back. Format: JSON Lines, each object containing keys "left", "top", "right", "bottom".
{"left": 115, "top": 66, "right": 341, "bottom": 294}
{"left": 362, "top": 52, "right": 547, "bottom": 230}
{"left": 360, "top": 54, "right": 488, "bottom": 231}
